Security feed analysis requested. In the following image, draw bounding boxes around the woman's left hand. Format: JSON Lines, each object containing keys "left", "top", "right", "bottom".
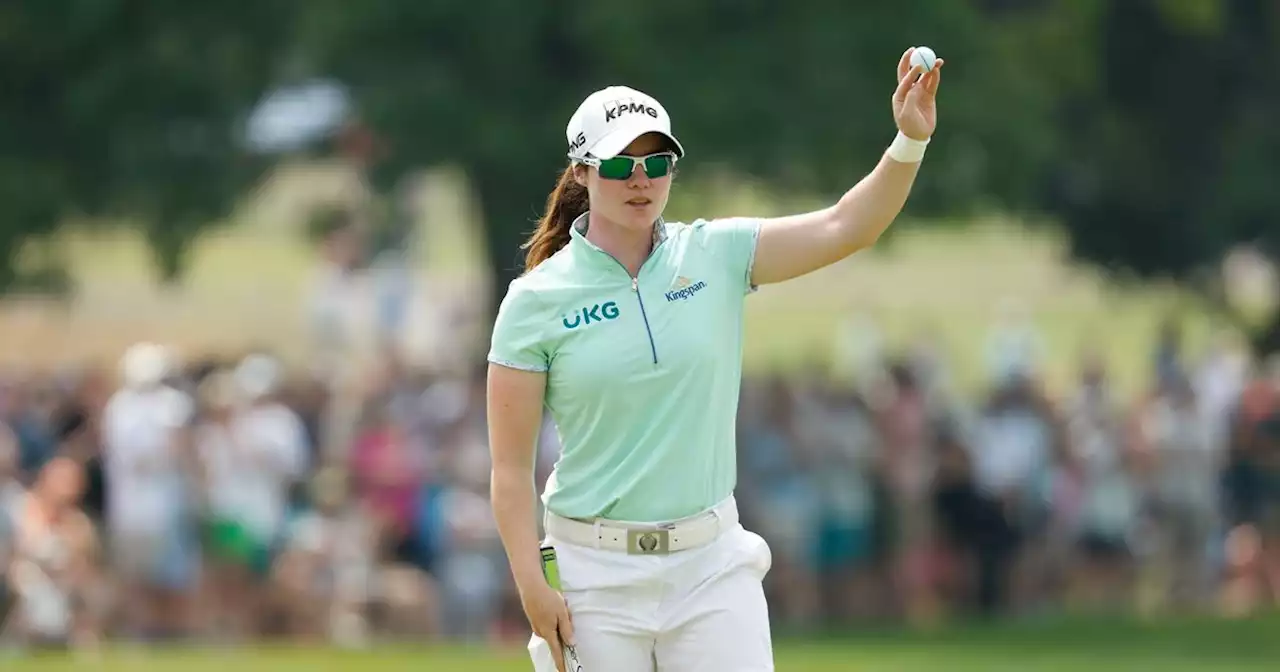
{"left": 892, "top": 47, "right": 945, "bottom": 141}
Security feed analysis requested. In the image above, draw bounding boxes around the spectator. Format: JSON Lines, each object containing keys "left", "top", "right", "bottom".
{"left": 101, "top": 343, "right": 200, "bottom": 641}
{"left": 275, "top": 466, "right": 381, "bottom": 646}
{"left": 4, "top": 457, "right": 101, "bottom": 650}
{"left": 226, "top": 354, "right": 311, "bottom": 633}
{"left": 968, "top": 375, "right": 1060, "bottom": 614}
{"left": 739, "top": 377, "right": 819, "bottom": 627}
{"left": 432, "top": 420, "right": 502, "bottom": 641}
{"left": 1065, "top": 355, "right": 1138, "bottom": 612}
{"left": 5, "top": 325, "right": 1280, "bottom": 646}
{"left": 1133, "top": 374, "right": 1221, "bottom": 613}
{"left": 805, "top": 386, "right": 883, "bottom": 623}
{"left": 932, "top": 424, "right": 1014, "bottom": 617}
{"left": 879, "top": 361, "right": 938, "bottom": 623}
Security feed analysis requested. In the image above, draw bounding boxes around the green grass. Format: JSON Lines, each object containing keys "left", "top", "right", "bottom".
{"left": 9, "top": 615, "right": 1280, "bottom": 671}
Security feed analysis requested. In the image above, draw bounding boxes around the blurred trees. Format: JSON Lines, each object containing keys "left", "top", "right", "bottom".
{"left": 296, "top": 0, "right": 1063, "bottom": 310}
{"left": 0, "top": 0, "right": 292, "bottom": 290}
{"left": 1042, "top": 0, "right": 1280, "bottom": 351}
{"left": 1, "top": 0, "right": 1278, "bottom": 349}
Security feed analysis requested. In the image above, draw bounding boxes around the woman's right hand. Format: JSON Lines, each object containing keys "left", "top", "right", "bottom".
{"left": 520, "top": 579, "right": 576, "bottom": 672}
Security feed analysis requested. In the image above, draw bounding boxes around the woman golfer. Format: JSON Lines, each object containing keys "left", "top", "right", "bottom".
{"left": 488, "top": 47, "right": 944, "bottom": 672}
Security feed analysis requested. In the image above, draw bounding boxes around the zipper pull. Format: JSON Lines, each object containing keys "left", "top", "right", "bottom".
{"left": 631, "top": 277, "right": 639, "bottom": 292}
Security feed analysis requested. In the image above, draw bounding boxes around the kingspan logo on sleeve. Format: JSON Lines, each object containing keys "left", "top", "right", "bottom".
{"left": 562, "top": 301, "right": 620, "bottom": 330}
{"left": 665, "top": 276, "right": 707, "bottom": 302}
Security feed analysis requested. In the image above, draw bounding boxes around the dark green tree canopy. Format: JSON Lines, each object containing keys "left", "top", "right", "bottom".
{"left": 2, "top": 0, "right": 1277, "bottom": 347}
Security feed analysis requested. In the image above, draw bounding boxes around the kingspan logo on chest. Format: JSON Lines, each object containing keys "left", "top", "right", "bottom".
{"left": 665, "top": 276, "right": 707, "bottom": 302}
{"left": 562, "top": 301, "right": 620, "bottom": 329}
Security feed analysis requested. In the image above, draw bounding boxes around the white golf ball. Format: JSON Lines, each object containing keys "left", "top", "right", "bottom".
{"left": 910, "top": 46, "right": 937, "bottom": 72}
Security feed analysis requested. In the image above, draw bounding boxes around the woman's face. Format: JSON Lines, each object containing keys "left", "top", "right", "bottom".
{"left": 579, "top": 132, "right": 675, "bottom": 234}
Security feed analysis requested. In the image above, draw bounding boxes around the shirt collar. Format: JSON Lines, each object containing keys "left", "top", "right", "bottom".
{"left": 570, "top": 211, "right": 667, "bottom": 253}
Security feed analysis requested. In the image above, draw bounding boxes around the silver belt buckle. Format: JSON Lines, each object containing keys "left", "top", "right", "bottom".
{"left": 626, "top": 528, "right": 670, "bottom": 555}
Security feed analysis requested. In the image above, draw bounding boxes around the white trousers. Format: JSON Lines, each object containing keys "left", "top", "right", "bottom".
{"left": 529, "top": 503, "right": 775, "bottom": 671}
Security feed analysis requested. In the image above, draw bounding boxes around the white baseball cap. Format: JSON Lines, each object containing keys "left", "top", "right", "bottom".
{"left": 120, "top": 342, "right": 172, "bottom": 388}
{"left": 566, "top": 85, "right": 685, "bottom": 162}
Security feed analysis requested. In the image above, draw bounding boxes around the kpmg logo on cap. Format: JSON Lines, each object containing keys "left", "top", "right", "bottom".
{"left": 603, "top": 98, "right": 659, "bottom": 123}
{"left": 569, "top": 131, "right": 587, "bottom": 154}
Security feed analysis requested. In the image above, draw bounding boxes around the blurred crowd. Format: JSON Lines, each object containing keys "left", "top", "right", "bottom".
{"left": 0, "top": 342, "right": 512, "bottom": 650}
{"left": 2, "top": 306, "right": 1280, "bottom": 652}
{"left": 745, "top": 313, "right": 1280, "bottom": 630}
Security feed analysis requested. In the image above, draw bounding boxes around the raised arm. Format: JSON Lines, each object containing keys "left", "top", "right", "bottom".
{"left": 751, "top": 48, "right": 944, "bottom": 286}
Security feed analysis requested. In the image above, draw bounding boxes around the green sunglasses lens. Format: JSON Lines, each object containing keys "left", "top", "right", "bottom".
{"left": 597, "top": 157, "right": 635, "bottom": 180}
{"left": 595, "top": 154, "right": 674, "bottom": 180}
{"left": 642, "top": 154, "right": 673, "bottom": 178}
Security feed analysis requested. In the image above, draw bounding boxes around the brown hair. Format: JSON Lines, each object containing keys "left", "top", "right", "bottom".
{"left": 521, "top": 165, "right": 589, "bottom": 272}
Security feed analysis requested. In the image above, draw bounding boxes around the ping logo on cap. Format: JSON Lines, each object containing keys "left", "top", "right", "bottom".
{"left": 603, "top": 98, "right": 660, "bottom": 123}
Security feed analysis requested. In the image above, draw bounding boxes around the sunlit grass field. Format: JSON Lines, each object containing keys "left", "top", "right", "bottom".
{"left": 7, "top": 614, "right": 1280, "bottom": 671}
{"left": 0, "top": 163, "right": 1233, "bottom": 399}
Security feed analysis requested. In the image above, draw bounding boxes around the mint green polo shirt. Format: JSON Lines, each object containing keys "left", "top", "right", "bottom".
{"left": 487, "top": 213, "right": 761, "bottom": 522}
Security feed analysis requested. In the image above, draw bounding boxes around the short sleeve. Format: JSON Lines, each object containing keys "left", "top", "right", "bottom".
{"left": 697, "top": 217, "right": 762, "bottom": 295}
{"left": 487, "top": 280, "right": 551, "bottom": 373}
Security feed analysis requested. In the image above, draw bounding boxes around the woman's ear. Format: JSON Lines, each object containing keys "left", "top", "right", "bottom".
{"left": 573, "top": 164, "right": 589, "bottom": 188}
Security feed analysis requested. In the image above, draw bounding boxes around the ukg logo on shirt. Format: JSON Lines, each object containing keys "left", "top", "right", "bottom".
{"left": 665, "top": 276, "right": 707, "bottom": 302}
{"left": 563, "top": 301, "right": 620, "bottom": 329}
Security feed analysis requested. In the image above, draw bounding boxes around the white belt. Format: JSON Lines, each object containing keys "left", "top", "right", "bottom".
{"left": 544, "top": 497, "right": 738, "bottom": 555}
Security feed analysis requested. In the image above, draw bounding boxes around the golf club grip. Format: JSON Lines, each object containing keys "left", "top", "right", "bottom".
{"left": 541, "top": 546, "right": 585, "bottom": 671}
{"left": 564, "top": 646, "right": 584, "bottom": 671}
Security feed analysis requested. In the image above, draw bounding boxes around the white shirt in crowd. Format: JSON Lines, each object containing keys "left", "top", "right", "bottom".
{"left": 1193, "top": 346, "right": 1249, "bottom": 448}
{"left": 102, "top": 384, "right": 194, "bottom": 534}
{"left": 200, "top": 402, "right": 309, "bottom": 541}
{"left": 971, "top": 408, "right": 1052, "bottom": 498}
{"left": 1141, "top": 395, "right": 1220, "bottom": 512}
{"left": 1067, "top": 385, "right": 1138, "bottom": 537}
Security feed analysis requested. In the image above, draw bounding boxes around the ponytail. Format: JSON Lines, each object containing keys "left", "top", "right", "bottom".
{"left": 522, "top": 166, "right": 588, "bottom": 272}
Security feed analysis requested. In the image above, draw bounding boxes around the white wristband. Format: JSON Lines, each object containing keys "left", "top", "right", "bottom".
{"left": 886, "top": 131, "right": 929, "bottom": 163}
